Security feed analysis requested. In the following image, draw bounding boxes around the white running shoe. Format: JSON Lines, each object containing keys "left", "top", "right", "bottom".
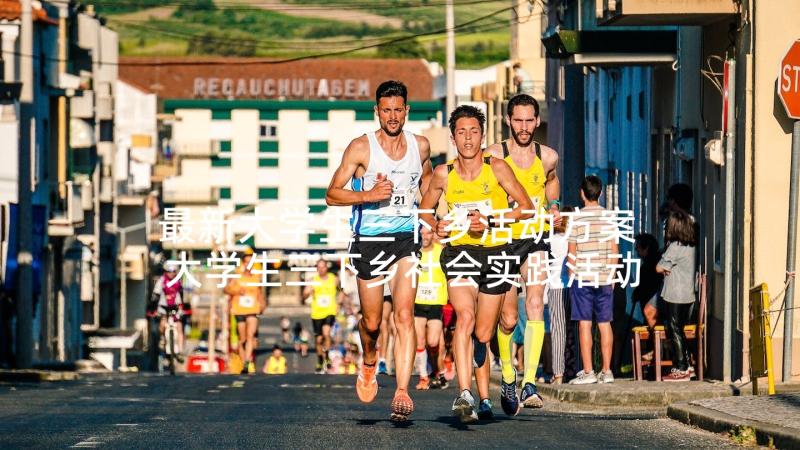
{"left": 569, "top": 370, "right": 598, "bottom": 385}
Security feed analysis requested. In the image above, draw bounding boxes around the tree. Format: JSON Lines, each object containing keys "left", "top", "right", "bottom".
{"left": 376, "top": 38, "right": 428, "bottom": 59}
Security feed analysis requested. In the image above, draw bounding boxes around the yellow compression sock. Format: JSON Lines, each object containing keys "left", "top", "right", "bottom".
{"left": 497, "top": 325, "right": 515, "bottom": 384}
{"left": 522, "top": 320, "right": 545, "bottom": 385}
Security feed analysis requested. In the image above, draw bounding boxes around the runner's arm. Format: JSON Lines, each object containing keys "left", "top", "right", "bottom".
{"left": 492, "top": 158, "right": 533, "bottom": 222}
{"left": 326, "top": 138, "right": 392, "bottom": 206}
{"left": 419, "top": 164, "right": 448, "bottom": 235}
{"left": 417, "top": 135, "right": 434, "bottom": 196}
{"left": 543, "top": 147, "right": 561, "bottom": 207}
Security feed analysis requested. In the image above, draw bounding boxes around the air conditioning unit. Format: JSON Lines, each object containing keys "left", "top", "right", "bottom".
{"left": 121, "top": 245, "right": 148, "bottom": 281}
{"left": 71, "top": 90, "right": 94, "bottom": 119}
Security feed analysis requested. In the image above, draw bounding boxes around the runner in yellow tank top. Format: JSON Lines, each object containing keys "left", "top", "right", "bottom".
{"left": 419, "top": 105, "right": 533, "bottom": 423}
{"left": 413, "top": 227, "right": 449, "bottom": 390}
{"left": 303, "top": 259, "right": 340, "bottom": 374}
{"left": 484, "top": 94, "right": 562, "bottom": 414}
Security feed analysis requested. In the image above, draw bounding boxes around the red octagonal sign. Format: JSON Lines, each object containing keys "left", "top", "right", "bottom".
{"left": 779, "top": 39, "right": 800, "bottom": 119}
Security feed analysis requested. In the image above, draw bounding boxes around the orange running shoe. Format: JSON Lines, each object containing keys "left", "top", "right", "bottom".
{"left": 356, "top": 363, "right": 378, "bottom": 403}
{"left": 444, "top": 359, "right": 455, "bottom": 381}
{"left": 390, "top": 391, "right": 414, "bottom": 422}
{"left": 415, "top": 376, "right": 430, "bottom": 390}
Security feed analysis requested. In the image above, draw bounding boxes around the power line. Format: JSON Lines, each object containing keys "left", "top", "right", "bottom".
{"left": 2, "top": 3, "right": 516, "bottom": 66}
{"left": 110, "top": 7, "right": 511, "bottom": 51}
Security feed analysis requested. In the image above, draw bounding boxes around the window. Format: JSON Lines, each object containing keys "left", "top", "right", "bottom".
{"left": 259, "top": 141, "right": 278, "bottom": 153}
{"left": 260, "top": 124, "right": 278, "bottom": 138}
{"left": 309, "top": 158, "right": 328, "bottom": 168}
{"left": 259, "top": 110, "right": 278, "bottom": 121}
{"left": 211, "top": 155, "right": 231, "bottom": 167}
{"left": 220, "top": 187, "right": 231, "bottom": 199}
{"left": 310, "top": 110, "right": 328, "bottom": 121}
{"left": 219, "top": 140, "right": 232, "bottom": 152}
{"left": 355, "top": 110, "right": 374, "bottom": 121}
{"left": 309, "top": 141, "right": 328, "bottom": 167}
{"left": 258, "top": 187, "right": 278, "bottom": 200}
{"left": 309, "top": 205, "right": 327, "bottom": 214}
{"left": 212, "top": 110, "right": 231, "bottom": 120}
{"left": 259, "top": 158, "right": 279, "bottom": 167}
{"left": 308, "top": 187, "right": 327, "bottom": 199}
{"left": 308, "top": 233, "right": 327, "bottom": 245}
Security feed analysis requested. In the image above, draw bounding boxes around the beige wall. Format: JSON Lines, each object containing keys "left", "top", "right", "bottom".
{"left": 510, "top": 0, "right": 546, "bottom": 84}
{"left": 750, "top": 0, "right": 800, "bottom": 379}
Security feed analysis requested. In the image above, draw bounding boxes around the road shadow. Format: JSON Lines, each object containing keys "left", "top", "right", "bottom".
{"left": 355, "top": 418, "right": 415, "bottom": 429}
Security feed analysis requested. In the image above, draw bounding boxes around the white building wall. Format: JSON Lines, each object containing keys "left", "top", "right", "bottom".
{"left": 167, "top": 107, "right": 438, "bottom": 251}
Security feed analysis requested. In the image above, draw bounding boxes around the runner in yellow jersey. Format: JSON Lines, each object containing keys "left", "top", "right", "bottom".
{"left": 419, "top": 105, "right": 533, "bottom": 423}
{"left": 303, "top": 259, "right": 340, "bottom": 374}
{"left": 413, "top": 226, "right": 449, "bottom": 391}
{"left": 224, "top": 249, "right": 267, "bottom": 374}
{"left": 484, "top": 94, "right": 561, "bottom": 414}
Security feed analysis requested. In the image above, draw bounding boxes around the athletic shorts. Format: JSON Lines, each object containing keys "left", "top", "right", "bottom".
{"left": 383, "top": 295, "right": 392, "bottom": 303}
{"left": 234, "top": 314, "right": 257, "bottom": 324}
{"left": 414, "top": 304, "right": 443, "bottom": 321}
{"left": 312, "top": 315, "right": 336, "bottom": 335}
{"left": 439, "top": 244, "right": 514, "bottom": 296}
{"left": 348, "top": 233, "right": 421, "bottom": 280}
{"left": 442, "top": 303, "right": 456, "bottom": 329}
{"left": 509, "top": 233, "right": 551, "bottom": 271}
{"left": 570, "top": 284, "right": 614, "bottom": 323}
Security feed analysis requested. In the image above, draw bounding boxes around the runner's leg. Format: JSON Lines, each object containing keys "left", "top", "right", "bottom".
{"left": 448, "top": 282, "right": 478, "bottom": 392}
{"left": 245, "top": 315, "right": 258, "bottom": 364}
{"left": 389, "top": 256, "right": 418, "bottom": 393}
{"left": 474, "top": 293, "right": 503, "bottom": 402}
{"left": 522, "top": 252, "right": 547, "bottom": 386}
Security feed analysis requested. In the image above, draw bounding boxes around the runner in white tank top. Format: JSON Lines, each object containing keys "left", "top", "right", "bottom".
{"left": 325, "top": 81, "right": 433, "bottom": 423}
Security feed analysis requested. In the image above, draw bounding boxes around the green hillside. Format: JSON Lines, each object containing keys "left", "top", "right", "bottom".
{"left": 94, "top": 0, "right": 511, "bottom": 68}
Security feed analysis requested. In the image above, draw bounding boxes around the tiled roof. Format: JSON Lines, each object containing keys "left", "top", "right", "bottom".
{"left": 118, "top": 57, "right": 436, "bottom": 101}
{"left": 0, "top": 0, "right": 57, "bottom": 25}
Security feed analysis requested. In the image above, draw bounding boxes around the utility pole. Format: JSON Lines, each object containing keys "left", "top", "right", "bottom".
{"left": 16, "top": 0, "right": 34, "bottom": 369}
{"left": 446, "top": 0, "right": 456, "bottom": 159}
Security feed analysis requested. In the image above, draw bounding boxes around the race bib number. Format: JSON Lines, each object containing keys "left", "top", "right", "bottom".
{"left": 452, "top": 199, "right": 493, "bottom": 217}
{"left": 387, "top": 188, "right": 413, "bottom": 216}
{"left": 417, "top": 284, "right": 437, "bottom": 301}
{"left": 316, "top": 295, "right": 332, "bottom": 308}
{"left": 239, "top": 295, "right": 255, "bottom": 308}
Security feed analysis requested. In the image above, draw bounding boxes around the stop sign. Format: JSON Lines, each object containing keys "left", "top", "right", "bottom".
{"left": 779, "top": 39, "right": 800, "bottom": 119}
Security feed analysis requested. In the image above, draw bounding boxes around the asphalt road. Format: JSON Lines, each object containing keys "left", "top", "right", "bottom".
{"left": 0, "top": 312, "right": 743, "bottom": 449}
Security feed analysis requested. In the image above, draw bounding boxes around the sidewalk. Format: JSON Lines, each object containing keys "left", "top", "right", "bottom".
{"left": 668, "top": 393, "right": 800, "bottom": 448}
{"left": 0, "top": 369, "right": 79, "bottom": 382}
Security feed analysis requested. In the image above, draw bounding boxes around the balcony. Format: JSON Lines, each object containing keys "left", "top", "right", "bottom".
{"left": 48, "top": 181, "right": 90, "bottom": 236}
{"left": 162, "top": 178, "right": 219, "bottom": 204}
{"left": 175, "top": 140, "right": 219, "bottom": 157}
{"left": 597, "top": 0, "right": 736, "bottom": 26}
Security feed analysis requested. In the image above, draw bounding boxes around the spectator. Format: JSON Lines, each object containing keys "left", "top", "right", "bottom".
{"left": 264, "top": 345, "right": 287, "bottom": 375}
{"left": 512, "top": 62, "right": 532, "bottom": 93}
{"left": 657, "top": 211, "right": 697, "bottom": 382}
{"left": 567, "top": 176, "right": 620, "bottom": 385}
{"left": 545, "top": 205, "right": 574, "bottom": 384}
{"left": 633, "top": 233, "right": 663, "bottom": 330}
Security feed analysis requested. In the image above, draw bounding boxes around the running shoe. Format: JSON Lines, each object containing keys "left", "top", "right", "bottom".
{"left": 356, "top": 363, "right": 379, "bottom": 403}
{"left": 451, "top": 390, "right": 478, "bottom": 424}
{"left": 477, "top": 398, "right": 494, "bottom": 420}
{"left": 390, "top": 391, "right": 414, "bottom": 422}
{"left": 472, "top": 337, "right": 487, "bottom": 368}
{"left": 315, "top": 361, "right": 325, "bottom": 374}
{"left": 663, "top": 368, "right": 691, "bottom": 382}
{"left": 247, "top": 361, "right": 256, "bottom": 374}
{"left": 520, "top": 383, "right": 544, "bottom": 409}
{"left": 429, "top": 373, "right": 448, "bottom": 390}
{"left": 597, "top": 370, "right": 615, "bottom": 384}
{"left": 415, "top": 376, "right": 430, "bottom": 390}
{"left": 568, "top": 370, "right": 598, "bottom": 385}
{"left": 500, "top": 367, "right": 521, "bottom": 416}
{"left": 377, "top": 360, "right": 388, "bottom": 376}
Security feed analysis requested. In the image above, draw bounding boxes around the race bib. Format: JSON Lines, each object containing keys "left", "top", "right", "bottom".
{"left": 387, "top": 188, "right": 413, "bottom": 216}
{"left": 316, "top": 295, "right": 332, "bottom": 308}
{"left": 417, "top": 284, "right": 438, "bottom": 301}
{"left": 452, "top": 199, "right": 493, "bottom": 217}
{"left": 239, "top": 295, "right": 255, "bottom": 308}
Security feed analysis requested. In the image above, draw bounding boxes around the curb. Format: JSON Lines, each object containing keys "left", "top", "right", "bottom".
{"left": 535, "top": 382, "right": 734, "bottom": 407}
{"left": 0, "top": 369, "right": 80, "bottom": 382}
{"left": 667, "top": 402, "right": 800, "bottom": 449}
